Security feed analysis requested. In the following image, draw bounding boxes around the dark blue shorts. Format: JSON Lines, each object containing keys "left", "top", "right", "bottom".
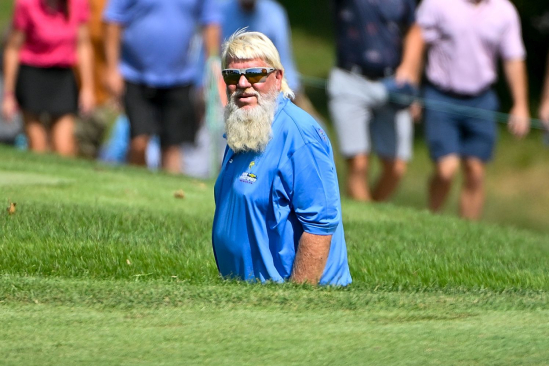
{"left": 423, "top": 85, "right": 499, "bottom": 162}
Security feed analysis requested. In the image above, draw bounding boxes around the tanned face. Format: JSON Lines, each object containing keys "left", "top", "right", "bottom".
{"left": 225, "top": 58, "right": 282, "bottom": 110}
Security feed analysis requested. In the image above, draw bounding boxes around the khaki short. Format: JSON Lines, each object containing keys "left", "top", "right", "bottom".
{"left": 327, "top": 68, "right": 413, "bottom": 160}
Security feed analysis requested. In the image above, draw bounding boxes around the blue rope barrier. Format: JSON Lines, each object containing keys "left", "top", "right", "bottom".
{"left": 299, "top": 74, "right": 547, "bottom": 131}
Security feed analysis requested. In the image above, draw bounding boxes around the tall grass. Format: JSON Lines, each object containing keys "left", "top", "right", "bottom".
{"left": 2, "top": 147, "right": 548, "bottom": 292}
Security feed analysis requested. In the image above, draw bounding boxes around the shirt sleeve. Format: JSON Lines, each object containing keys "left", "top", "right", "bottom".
{"left": 499, "top": 4, "right": 526, "bottom": 61}
{"left": 416, "top": 0, "right": 441, "bottom": 43}
{"left": 284, "top": 142, "right": 341, "bottom": 235}
{"left": 77, "top": 0, "right": 91, "bottom": 24}
{"left": 200, "top": 0, "right": 222, "bottom": 26}
{"left": 103, "top": 0, "right": 133, "bottom": 24}
{"left": 405, "top": 0, "right": 416, "bottom": 26}
{"left": 12, "top": 0, "right": 30, "bottom": 32}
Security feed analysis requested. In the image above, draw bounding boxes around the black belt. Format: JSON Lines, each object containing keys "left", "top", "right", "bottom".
{"left": 338, "top": 63, "right": 392, "bottom": 81}
{"left": 427, "top": 79, "right": 492, "bottom": 100}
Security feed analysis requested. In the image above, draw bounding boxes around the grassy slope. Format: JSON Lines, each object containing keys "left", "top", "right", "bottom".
{"left": 2, "top": 147, "right": 549, "bottom": 364}
{"left": 2, "top": 305, "right": 548, "bottom": 365}
{"left": 2, "top": 147, "right": 549, "bottom": 290}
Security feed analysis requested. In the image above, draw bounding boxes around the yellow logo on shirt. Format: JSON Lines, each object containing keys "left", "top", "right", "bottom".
{"left": 249, "top": 161, "right": 255, "bottom": 169}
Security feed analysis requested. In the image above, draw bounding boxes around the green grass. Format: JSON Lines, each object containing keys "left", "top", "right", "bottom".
{"left": 2, "top": 146, "right": 549, "bottom": 364}
{"left": 3, "top": 303, "right": 548, "bottom": 366}
{"left": 2, "top": 304, "right": 549, "bottom": 365}
{"left": 2, "top": 147, "right": 549, "bottom": 290}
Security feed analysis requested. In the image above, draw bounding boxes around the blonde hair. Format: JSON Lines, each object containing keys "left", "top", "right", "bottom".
{"left": 221, "top": 30, "right": 295, "bottom": 99}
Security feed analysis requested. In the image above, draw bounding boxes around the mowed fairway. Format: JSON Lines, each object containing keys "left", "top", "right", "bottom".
{"left": 1, "top": 146, "right": 549, "bottom": 365}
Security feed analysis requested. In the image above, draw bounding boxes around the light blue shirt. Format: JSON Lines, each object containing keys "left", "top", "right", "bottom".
{"left": 104, "top": 0, "right": 221, "bottom": 87}
{"left": 220, "top": 0, "right": 300, "bottom": 91}
{"left": 196, "top": 0, "right": 300, "bottom": 91}
{"left": 212, "top": 94, "right": 352, "bottom": 286}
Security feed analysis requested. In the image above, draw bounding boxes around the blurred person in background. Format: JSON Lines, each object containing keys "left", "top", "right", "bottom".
{"left": 397, "top": 0, "right": 529, "bottom": 220}
{"left": 541, "top": 51, "right": 549, "bottom": 129}
{"left": 75, "top": 0, "right": 115, "bottom": 159}
{"left": 2, "top": 0, "right": 94, "bottom": 156}
{"left": 538, "top": 10, "right": 549, "bottom": 129}
{"left": 328, "top": 0, "right": 417, "bottom": 202}
{"left": 0, "top": 28, "right": 24, "bottom": 146}
{"left": 103, "top": 0, "right": 221, "bottom": 173}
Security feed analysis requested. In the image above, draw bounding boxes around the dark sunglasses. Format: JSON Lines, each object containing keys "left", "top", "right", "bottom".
{"left": 222, "top": 67, "right": 276, "bottom": 85}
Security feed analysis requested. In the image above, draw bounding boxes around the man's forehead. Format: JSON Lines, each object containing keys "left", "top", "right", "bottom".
{"left": 227, "top": 57, "right": 270, "bottom": 67}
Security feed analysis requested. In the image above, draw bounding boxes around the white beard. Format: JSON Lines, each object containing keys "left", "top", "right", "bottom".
{"left": 224, "top": 89, "right": 278, "bottom": 153}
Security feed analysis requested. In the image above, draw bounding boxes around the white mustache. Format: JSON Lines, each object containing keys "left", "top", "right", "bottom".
{"left": 230, "top": 89, "right": 261, "bottom": 102}
{"left": 233, "top": 90, "right": 259, "bottom": 97}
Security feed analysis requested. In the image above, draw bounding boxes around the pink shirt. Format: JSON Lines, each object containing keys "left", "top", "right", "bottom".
{"left": 417, "top": 0, "right": 525, "bottom": 95}
{"left": 13, "top": 0, "right": 90, "bottom": 67}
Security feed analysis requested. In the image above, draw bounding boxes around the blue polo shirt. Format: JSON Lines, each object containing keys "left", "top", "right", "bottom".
{"left": 103, "top": 0, "right": 221, "bottom": 87}
{"left": 212, "top": 94, "right": 352, "bottom": 286}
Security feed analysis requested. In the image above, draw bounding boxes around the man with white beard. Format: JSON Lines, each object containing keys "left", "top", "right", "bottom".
{"left": 212, "top": 31, "right": 351, "bottom": 286}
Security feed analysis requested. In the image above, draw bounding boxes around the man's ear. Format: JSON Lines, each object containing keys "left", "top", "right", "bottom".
{"left": 276, "top": 69, "right": 284, "bottom": 89}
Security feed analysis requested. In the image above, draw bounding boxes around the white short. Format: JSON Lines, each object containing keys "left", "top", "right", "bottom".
{"left": 327, "top": 68, "right": 413, "bottom": 161}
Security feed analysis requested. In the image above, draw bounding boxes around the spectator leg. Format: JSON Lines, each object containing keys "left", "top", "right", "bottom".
{"left": 128, "top": 135, "right": 149, "bottom": 166}
{"left": 428, "top": 154, "right": 460, "bottom": 213}
{"left": 346, "top": 153, "right": 370, "bottom": 202}
{"left": 23, "top": 111, "right": 48, "bottom": 153}
{"left": 161, "top": 145, "right": 182, "bottom": 174}
{"left": 372, "top": 158, "right": 407, "bottom": 202}
{"left": 51, "top": 114, "right": 76, "bottom": 157}
{"left": 460, "top": 157, "right": 485, "bottom": 220}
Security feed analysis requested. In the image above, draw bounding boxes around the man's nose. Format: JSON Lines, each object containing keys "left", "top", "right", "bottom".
{"left": 237, "top": 74, "right": 251, "bottom": 88}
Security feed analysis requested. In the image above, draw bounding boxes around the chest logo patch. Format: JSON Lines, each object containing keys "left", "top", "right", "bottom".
{"left": 239, "top": 172, "right": 257, "bottom": 184}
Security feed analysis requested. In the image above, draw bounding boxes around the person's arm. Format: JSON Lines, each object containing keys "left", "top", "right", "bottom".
{"left": 539, "top": 52, "right": 549, "bottom": 128}
{"left": 200, "top": 0, "right": 221, "bottom": 58}
{"left": 291, "top": 232, "right": 332, "bottom": 285}
{"left": 202, "top": 23, "right": 225, "bottom": 105}
{"left": 203, "top": 23, "right": 220, "bottom": 58}
{"left": 76, "top": 24, "right": 94, "bottom": 115}
{"left": 104, "top": 22, "right": 124, "bottom": 101}
{"left": 395, "top": 24, "right": 426, "bottom": 86}
{"left": 503, "top": 59, "right": 530, "bottom": 137}
{"left": 2, "top": 29, "right": 25, "bottom": 122}
{"left": 395, "top": 24, "right": 426, "bottom": 122}
{"left": 283, "top": 140, "right": 341, "bottom": 286}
